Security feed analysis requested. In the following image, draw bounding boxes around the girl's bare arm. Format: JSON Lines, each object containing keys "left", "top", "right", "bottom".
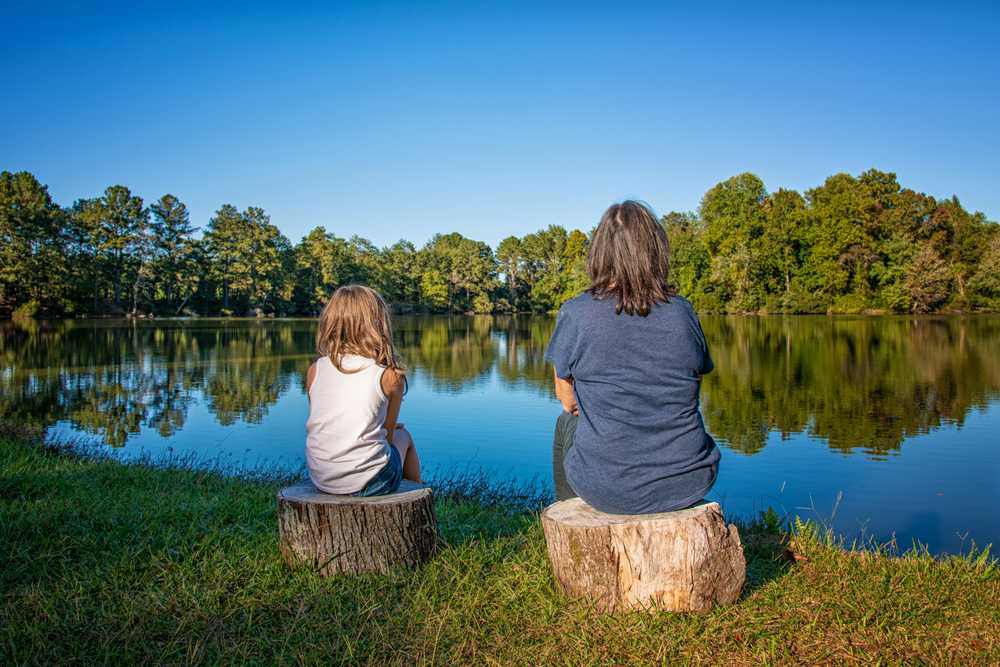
{"left": 553, "top": 368, "right": 579, "bottom": 415}
{"left": 381, "top": 368, "right": 405, "bottom": 443}
{"left": 305, "top": 361, "right": 317, "bottom": 397}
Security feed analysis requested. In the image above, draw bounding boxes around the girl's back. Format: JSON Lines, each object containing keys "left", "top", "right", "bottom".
{"left": 306, "top": 354, "right": 390, "bottom": 494}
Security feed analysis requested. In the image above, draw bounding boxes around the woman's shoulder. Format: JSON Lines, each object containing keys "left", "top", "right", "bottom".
{"left": 667, "top": 294, "right": 696, "bottom": 313}
{"left": 660, "top": 296, "right": 707, "bottom": 341}
{"left": 644, "top": 295, "right": 701, "bottom": 329}
{"left": 559, "top": 292, "right": 592, "bottom": 310}
{"left": 559, "top": 292, "right": 698, "bottom": 321}
{"left": 559, "top": 291, "right": 611, "bottom": 316}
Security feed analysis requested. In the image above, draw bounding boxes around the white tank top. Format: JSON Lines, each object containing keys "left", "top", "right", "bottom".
{"left": 305, "top": 354, "right": 390, "bottom": 494}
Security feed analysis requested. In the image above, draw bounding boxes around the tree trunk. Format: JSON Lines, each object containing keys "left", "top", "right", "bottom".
{"left": 175, "top": 293, "right": 191, "bottom": 316}
{"left": 113, "top": 249, "right": 122, "bottom": 306}
{"left": 541, "top": 498, "right": 745, "bottom": 612}
{"left": 92, "top": 274, "right": 99, "bottom": 312}
{"left": 277, "top": 481, "right": 438, "bottom": 576}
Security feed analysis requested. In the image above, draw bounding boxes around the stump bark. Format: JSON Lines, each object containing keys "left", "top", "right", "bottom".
{"left": 541, "top": 498, "right": 745, "bottom": 612}
{"left": 277, "top": 480, "right": 438, "bottom": 575}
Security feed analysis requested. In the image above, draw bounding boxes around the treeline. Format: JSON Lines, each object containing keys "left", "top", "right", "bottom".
{"left": 666, "top": 170, "right": 1000, "bottom": 313}
{"left": 1, "top": 168, "right": 998, "bottom": 318}
{"left": 0, "top": 171, "right": 588, "bottom": 317}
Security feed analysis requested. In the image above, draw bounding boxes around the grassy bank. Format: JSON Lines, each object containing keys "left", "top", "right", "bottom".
{"left": 1, "top": 434, "right": 997, "bottom": 665}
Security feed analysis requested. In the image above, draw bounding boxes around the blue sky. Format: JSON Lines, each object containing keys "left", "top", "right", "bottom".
{"left": 3, "top": 1, "right": 998, "bottom": 247}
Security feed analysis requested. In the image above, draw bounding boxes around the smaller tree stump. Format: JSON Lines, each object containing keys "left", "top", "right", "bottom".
{"left": 541, "top": 498, "right": 745, "bottom": 612}
{"left": 277, "top": 480, "right": 437, "bottom": 576}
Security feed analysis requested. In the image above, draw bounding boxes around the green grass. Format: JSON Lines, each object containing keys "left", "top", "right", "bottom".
{"left": 1, "top": 430, "right": 997, "bottom": 666}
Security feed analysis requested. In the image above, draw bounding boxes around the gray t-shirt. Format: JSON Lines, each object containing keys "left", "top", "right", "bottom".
{"left": 544, "top": 292, "right": 719, "bottom": 514}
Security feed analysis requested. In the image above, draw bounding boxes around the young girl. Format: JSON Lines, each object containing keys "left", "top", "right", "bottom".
{"left": 546, "top": 200, "right": 719, "bottom": 515}
{"left": 305, "top": 285, "right": 421, "bottom": 496}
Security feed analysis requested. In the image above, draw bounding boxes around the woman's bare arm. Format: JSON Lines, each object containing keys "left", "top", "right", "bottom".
{"left": 553, "top": 368, "right": 579, "bottom": 415}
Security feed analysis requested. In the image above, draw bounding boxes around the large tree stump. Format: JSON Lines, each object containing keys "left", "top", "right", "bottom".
{"left": 541, "top": 498, "right": 745, "bottom": 612}
{"left": 277, "top": 480, "right": 438, "bottom": 576}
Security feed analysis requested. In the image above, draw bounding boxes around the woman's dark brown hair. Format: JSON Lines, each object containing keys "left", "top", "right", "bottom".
{"left": 587, "top": 200, "right": 677, "bottom": 316}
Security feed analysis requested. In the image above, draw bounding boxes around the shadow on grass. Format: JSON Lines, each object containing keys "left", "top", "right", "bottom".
{"left": 735, "top": 517, "right": 796, "bottom": 596}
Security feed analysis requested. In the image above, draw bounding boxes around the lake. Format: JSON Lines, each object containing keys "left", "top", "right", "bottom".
{"left": 1, "top": 314, "right": 998, "bottom": 555}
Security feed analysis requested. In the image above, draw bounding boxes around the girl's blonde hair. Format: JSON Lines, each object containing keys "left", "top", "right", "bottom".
{"left": 316, "top": 285, "right": 405, "bottom": 376}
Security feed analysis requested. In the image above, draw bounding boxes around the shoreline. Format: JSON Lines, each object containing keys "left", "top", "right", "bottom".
{"left": 5, "top": 308, "right": 1000, "bottom": 322}
{"left": 1, "top": 430, "right": 997, "bottom": 664}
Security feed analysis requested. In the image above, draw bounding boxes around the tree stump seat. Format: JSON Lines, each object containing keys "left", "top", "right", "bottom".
{"left": 541, "top": 498, "right": 745, "bottom": 612}
{"left": 277, "top": 480, "right": 438, "bottom": 576}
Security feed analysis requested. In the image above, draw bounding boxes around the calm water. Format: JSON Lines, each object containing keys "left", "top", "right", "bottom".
{"left": 2, "top": 315, "right": 998, "bottom": 554}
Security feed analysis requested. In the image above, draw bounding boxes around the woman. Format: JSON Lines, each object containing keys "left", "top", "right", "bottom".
{"left": 546, "top": 200, "right": 719, "bottom": 515}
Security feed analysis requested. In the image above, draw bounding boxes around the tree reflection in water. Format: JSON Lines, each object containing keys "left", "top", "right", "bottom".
{"left": 699, "top": 316, "right": 1000, "bottom": 457}
{"left": 1, "top": 315, "right": 998, "bottom": 456}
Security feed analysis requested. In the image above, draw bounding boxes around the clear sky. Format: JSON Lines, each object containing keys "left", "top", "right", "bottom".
{"left": 3, "top": 1, "right": 998, "bottom": 248}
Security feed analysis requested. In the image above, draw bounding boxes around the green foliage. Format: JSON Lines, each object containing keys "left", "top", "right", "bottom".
{"left": 202, "top": 204, "right": 246, "bottom": 310}
{"left": 513, "top": 225, "right": 589, "bottom": 312}
{"left": 0, "top": 172, "right": 69, "bottom": 314}
{"left": 496, "top": 235, "right": 524, "bottom": 307}
{"left": 11, "top": 301, "right": 40, "bottom": 321}
{"left": 201, "top": 205, "right": 291, "bottom": 314}
{"left": 99, "top": 185, "right": 150, "bottom": 309}
{"left": 419, "top": 232, "right": 499, "bottom": 312}
{"left": 1, "top": 170, "right": 997, "bottom": 317}
{"left": 969, "top": 231, "right": 1000, "bottom": 308}
{"left": 419, "top": 269, "right": 450, "bottom": 310}
{"left": 150, "top": 194, "right": 199, "bottom": 314}
{"left": 668, "top": 169, "right": 998, "bottom": 313}
{"left": 293, "top": 227, "right": 353, "bottom": 313}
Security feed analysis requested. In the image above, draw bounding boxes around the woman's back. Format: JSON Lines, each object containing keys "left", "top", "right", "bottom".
{"left": 306, "top": 354, "right": 390, "bottom": 494}
{"left": 546, "top": 292, "right": 719, "bottom": 514}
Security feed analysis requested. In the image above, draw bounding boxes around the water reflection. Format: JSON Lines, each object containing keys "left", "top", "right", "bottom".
{"left": 700, "top": 316, "right": 1000, "bottom": 457}
{"left": 5, "top": 314, "right": 997, "bottom": 554}
{"left": 0, "top": 320, "right": 311, "bottom": 446}
{"left": 396, "top": 316, "right": 499, "bottom": 391}
{"left": 1, "top": 315, "right": 999, "bottom": 457}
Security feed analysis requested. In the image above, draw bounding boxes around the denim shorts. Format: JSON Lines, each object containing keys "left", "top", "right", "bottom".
{"left": 351, "top": 444, "right": 403, "bottom": 497}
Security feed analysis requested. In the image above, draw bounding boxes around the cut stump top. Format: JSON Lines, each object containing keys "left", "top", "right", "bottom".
{"left": 542, "top": 497, "right": 721, "bottom": 528}
{"left": 278, "top": 480, "right": 432, "bottom": 506}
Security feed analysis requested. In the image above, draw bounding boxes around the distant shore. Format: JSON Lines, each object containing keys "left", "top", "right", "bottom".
{"left": 5, "top": 306, "right": 1000, "bottom": 322}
